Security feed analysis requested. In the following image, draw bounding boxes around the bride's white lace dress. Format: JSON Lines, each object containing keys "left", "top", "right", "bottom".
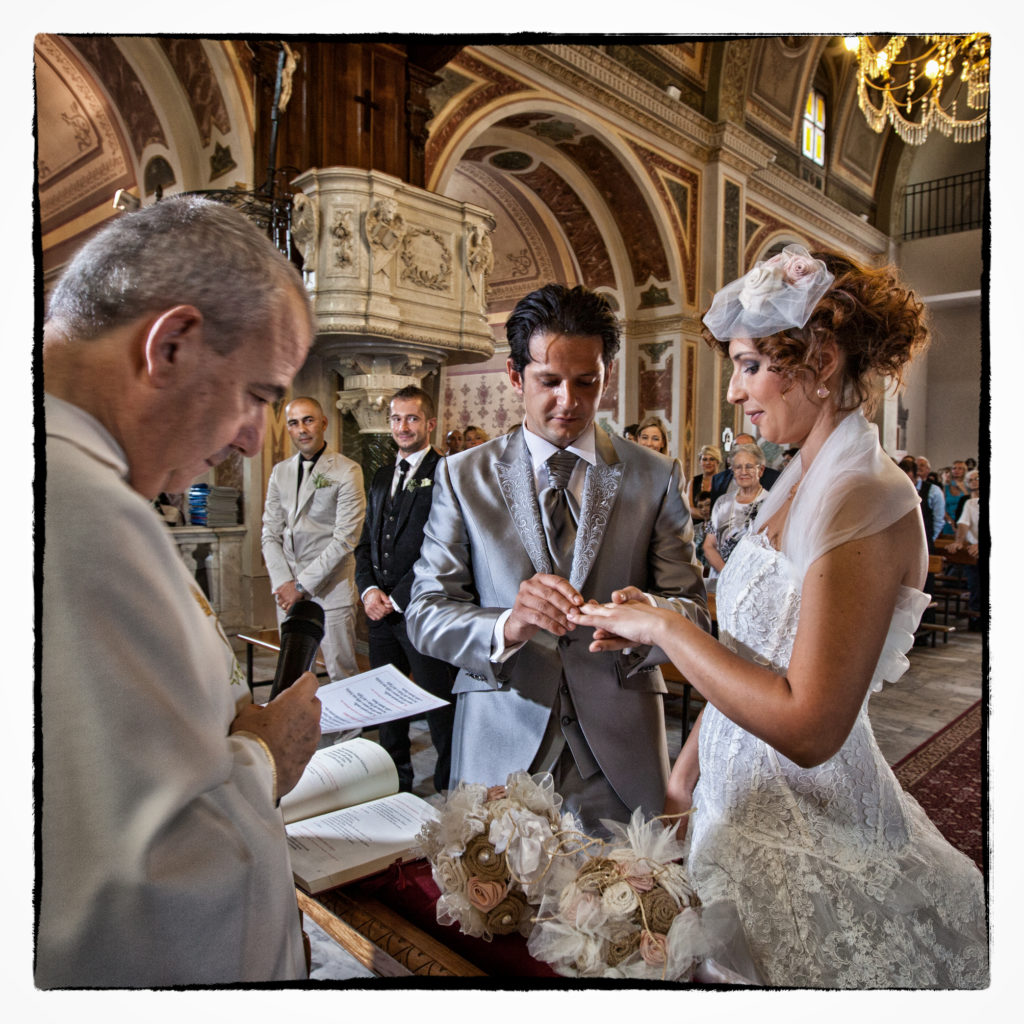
{"left": 689, "top": 530, "right": 987, "bottom": 987}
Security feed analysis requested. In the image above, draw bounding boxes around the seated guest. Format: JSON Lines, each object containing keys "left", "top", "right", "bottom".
{"left": 637, "top": 415, "right": 669, "bottom": 454}
{"left": 623, "top": 423, "right": 639, "bottom": 442}
{"left": 898, "top": 455, "right": 941, "bottom": 641}
{"left": 690, "top": 444, "right": 723, "bottom": 521}
{"left": 916, "top": 454, "right": 940, "bottom": 488}
{"left": 902, "top": 455, "right": 944, "bottom": 552}
{"left": 38, "top": 197, "right": 322, "bottom": 986}
{"left": 713, "top": 432, "right": 780, "bottom": 492}
{"left": 463, "top": 424, "right": 490, "bottom": 448}
{"left": 691, "top": 495, "right": 714, "bottom": 574}
{"left": 942, "top": 459, "right": 969, "bottom": 537}
{"left": 703, "top": 442, "right": 767, "bottom": 580}
{"left": 444, "top": 428, "right": 463, "bottom": 455}
{"left": 948, "top": 468, "right": 981, "bottom": 628}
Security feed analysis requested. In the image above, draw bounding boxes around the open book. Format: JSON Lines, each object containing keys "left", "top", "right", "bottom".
{"left": 282, "top": 737, "right": 440, "bottom": 894}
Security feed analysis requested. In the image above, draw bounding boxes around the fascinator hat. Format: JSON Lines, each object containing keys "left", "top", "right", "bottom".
{"left": 702, "top": 244, "right": 834, "bottom": 341}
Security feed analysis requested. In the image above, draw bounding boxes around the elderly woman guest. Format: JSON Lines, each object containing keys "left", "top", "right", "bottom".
{"left": 702, "top": 443, "right": 766, "bottom": 578}
{"left": 636, "top": 416, "right": 668, "bottom": 454}
{"left": 569, "top": 245, "right": 986, "bottom": 987}
{"left": 690, "top": 444, "right": 723, "bottom": 521}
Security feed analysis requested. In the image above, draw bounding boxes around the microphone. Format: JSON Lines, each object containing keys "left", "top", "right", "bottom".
{"left": 269, "top": 600, "right": 325, "bottom": 699}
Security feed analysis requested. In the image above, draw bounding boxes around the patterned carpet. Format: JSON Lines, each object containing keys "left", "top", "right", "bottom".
{"left": 893, "top": 700, "right": 985, "bottom": 871}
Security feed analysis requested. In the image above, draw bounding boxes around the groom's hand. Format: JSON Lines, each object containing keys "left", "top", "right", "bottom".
{"left": 504, "top": 572, "right": 584, "bottom": 645}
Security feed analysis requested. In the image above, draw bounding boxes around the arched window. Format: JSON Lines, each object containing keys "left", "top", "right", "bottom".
{"left": 801, "top": 88, "right": 826, "bottom": 167}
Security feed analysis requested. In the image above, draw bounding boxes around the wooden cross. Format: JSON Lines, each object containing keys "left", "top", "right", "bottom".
{"left": 354, "top": 89, "right": 380, "bottom": 132}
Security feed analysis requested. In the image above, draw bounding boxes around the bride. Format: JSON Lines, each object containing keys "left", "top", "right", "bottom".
{"left": 569, "top": 246, "right": 987, "bottom": 988}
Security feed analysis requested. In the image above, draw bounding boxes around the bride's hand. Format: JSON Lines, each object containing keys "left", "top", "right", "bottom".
{"left": 568, "top": 598, "right": 672, "bottom": 652}
{"left": 662, "top": 791, "right": 693, "bottom": 840}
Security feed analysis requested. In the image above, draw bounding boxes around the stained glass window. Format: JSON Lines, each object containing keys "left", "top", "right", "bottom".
{"left": 801, "top": 89, "right": 826, "bottom": 167}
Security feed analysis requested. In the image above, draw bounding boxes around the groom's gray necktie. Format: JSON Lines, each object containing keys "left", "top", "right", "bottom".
{"left": 540, "top": 450, "right": 580, "bottom": 577}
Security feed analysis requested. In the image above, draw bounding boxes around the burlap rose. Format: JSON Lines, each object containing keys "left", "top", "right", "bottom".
{"left": 605, "top": 928, "right": 641, "bottom": 967}
{"left": 575, "top": 857, "right": 620, "bottom": 894}
{"left": 639, "top": 930, "right": 668, "bottom": 967}
{"left": 466, "top": 876, "right": 506, "bottom": 912}
{"left": 463, "top": 833, "right": 507, "bottom": 881}
{"left": 639, "top": 885, "right": 680, "bottom": 934}
{"left": 601, "top": 879, "right": 640, "bottom": 918}
{"left": 484, "top": 890, "right": 528, "bottom": 935}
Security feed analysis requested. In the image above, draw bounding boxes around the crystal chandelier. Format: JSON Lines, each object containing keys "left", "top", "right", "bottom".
{"left": 844, "top": 34, "right": 989, "bottom": 145}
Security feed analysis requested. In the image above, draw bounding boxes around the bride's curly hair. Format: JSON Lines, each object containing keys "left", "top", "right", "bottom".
{"left": 703, "top": 252, "right": 929, "bottom": 414}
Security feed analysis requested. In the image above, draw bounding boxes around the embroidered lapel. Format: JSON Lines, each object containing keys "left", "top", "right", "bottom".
{"left": 571, "top": 437, "right": 623, "bottom": 591}
{"left": 495, "top": 431, "right": 552, "bottom": 575}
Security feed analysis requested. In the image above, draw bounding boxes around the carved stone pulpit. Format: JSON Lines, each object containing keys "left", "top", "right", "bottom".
{"left": 290, "top": 167, "right": 496, "bottom": 432}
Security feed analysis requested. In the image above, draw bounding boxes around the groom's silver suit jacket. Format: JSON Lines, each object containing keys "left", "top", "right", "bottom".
{"left": 406, "top": 425, "right": 709, "bottom": 817}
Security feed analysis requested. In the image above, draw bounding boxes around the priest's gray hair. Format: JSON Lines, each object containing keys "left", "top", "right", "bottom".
{"left": 46, "top": 195, "right": 313, "bottom": 355}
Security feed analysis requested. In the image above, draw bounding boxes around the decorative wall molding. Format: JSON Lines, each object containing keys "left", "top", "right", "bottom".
{"left": 497, "top": 45, "right": 715, "bottom": 163}
{"left": 747, "top": 165, "right": 890, "bottom": 257}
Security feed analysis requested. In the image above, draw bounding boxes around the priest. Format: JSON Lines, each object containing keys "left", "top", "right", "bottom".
{"left": 37, "top": 197, "right": 322, "bottom": 986}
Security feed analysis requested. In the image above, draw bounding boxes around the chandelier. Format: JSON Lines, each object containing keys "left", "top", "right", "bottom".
{"left": 844, "top": 34, "right": 989, "bottom": 145}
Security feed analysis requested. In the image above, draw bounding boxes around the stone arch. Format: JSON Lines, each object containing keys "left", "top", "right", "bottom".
{"left": 427, "top": 85, "right": 686, "bottom": 316}
{"left": 37, "top": 34, "right": 255, "bottom": 281}
{"left": 426, "top": 62, "right": 697, "bottom": 452}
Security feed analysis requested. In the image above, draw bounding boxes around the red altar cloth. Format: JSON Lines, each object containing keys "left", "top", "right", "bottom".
{"left": 347, "top": 859, "right": 561, "bottom": 979}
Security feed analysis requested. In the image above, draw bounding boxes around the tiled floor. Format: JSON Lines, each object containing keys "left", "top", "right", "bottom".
{"left": 249, "top": 626, "right": 984, "bottom": 980}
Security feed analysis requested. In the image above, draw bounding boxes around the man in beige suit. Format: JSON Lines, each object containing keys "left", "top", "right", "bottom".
{"left": 261, "top": 397, "right": 365, "bottom": 681}
{"left": 406, "top": 284, "right": 709, "bottom": 834}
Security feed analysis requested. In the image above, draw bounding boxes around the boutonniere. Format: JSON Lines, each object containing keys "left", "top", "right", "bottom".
{"left": 311, "top": 472, "right": 333, "bottom": 489}
{"left": 405, "top": 476, "right": 433, "bottom": 492}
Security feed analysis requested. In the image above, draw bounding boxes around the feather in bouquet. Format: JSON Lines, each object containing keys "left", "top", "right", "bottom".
{"left": 527, "top": 807, "right": 712, "bottom": 980}
{"left": 417, "top": 771, "right": 584, "bottom": 940}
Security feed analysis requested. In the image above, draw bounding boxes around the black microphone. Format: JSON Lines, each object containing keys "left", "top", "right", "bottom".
{"left": 269, "top": 600, "right": 325, "bottom": 699}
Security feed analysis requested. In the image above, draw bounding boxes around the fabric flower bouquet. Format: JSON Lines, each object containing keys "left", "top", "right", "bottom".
{"left": 417, "top": 772, "right": 580, "bottom": 940}
{"left": 416, "top": 772, "right": 716, "bottom": 980}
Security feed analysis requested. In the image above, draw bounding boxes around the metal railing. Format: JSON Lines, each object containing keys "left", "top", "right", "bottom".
{"left": 903, "top": 169, "right": 986, "bottom": 240}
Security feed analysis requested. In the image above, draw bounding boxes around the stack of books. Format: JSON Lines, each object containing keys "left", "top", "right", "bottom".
{"left": 187, "top": 484, "right": 240, "bottom": 526}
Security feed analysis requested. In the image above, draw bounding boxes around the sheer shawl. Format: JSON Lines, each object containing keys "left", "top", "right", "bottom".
{"left": 756, "top": 410, "right": 921, "bottom": 584}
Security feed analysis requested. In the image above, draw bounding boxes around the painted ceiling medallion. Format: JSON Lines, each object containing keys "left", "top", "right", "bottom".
{"left": 491, "top": 151, "right": 534, "bottom": 171}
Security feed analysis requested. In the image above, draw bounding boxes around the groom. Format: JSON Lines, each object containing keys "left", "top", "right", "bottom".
{"left": 405, "top": 284, "right": 709, "bottom": 833}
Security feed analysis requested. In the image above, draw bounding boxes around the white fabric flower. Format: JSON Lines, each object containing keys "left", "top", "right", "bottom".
{"left": 601, "top": 880, "right": 640, "bottom": 918}
{"left": 739, "top": 262, "right": 784, "bottom": 313}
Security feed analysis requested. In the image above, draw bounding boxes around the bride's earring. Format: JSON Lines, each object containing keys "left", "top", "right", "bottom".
{"left": 816, "top": 384, "right": 830, "bottom": 399}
